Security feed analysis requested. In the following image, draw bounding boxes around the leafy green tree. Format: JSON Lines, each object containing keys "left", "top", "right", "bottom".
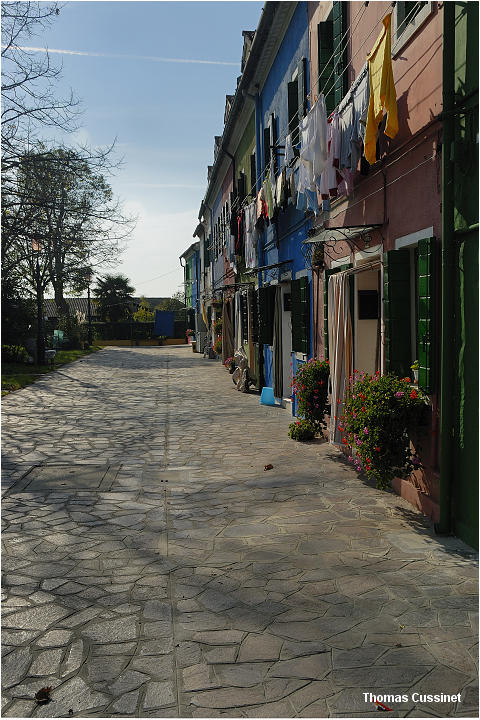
{"left": 133, "top": 296, "right": 154, "bottom": 322}
{"left": 94, "top": 274, "right": 135, "bottom": 322}
{"left": 158, "top": 291, "right": 185, "bottom": 312}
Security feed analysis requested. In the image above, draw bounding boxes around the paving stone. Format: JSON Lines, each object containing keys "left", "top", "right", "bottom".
{"left": 92, "top": 641, "right": 137, "bottom": 656}
{"left": 130, "top": 654, "right": 174, "bottom": 678}
{"left": 1, "top": 646, "right": 32, "bottom": 688}
{"left": 2, "top": 604, "right": 70, "bottom": 630}
{"left": 109, "top": 670, "right": 150, "bottom": 695}
{"left": 82, "top": 615, "right": 138, "bottom": 642}
{"left": 36, "top": 630, "right": 73, "bottom": 648}
{"left": 193, "top": 630, "right": 244, "bottom": 645}
{"left": 238, "top": 633, "right": 283, "bottom": 662}
{"left": 29, "top": 647, "right": 63, "bottom": 676}
{"left": 268, "top": 653, "right": 330, "bottom": 680}
{"left": 204, "top": 646, "right": 237, "bottom": 664}
{"left": 35, "top": 676, "right": 109, "bottom": 717}
{"left": 143, "top": 680, "right": 176, "bottom": 709}
{"left": 110, "top": 689, "right": 140, "bottom": 714}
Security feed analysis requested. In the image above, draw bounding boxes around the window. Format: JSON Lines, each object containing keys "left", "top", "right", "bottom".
{"left": 393, "top": 2, "right": 432, "bottom": 53}
{"left": 318, "top": 15, "right": 335, "bottom": 114}
{"left": 287, "top": 58, "right": 308, "bottom": 148}
{"left": 238, "top": 172, "right": 246, "bottom": 203}
{"left": 291, "top": 277, "right": 310, "bottom": 354}
{"left": 250, "top": 152, "right": 256, "bottom": 197}
{"left": 258, "top": 285, "right": 276, "bottom": 345}
{"left": 383, "top": 237, "right": 437, "bottom": 392}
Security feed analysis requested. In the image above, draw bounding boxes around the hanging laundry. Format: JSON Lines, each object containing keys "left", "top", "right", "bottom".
{"left": 365, "top": 13, "right": 398, "bottom": 165}
{"left": 285, "top": 132, "right": 295, "bottom": 168}
{"left": 297, "top": 94, "right": 328, "bottom": 197}
{"left": 255, "top": 186, "right": 269, "bottom": 232}
{"left": 338, "top": 63, "right": 370, "bottom": 172}
{"left": 263, "top": 173, "right": 275, "bottom": 219}
{"left": 244, "top": 201, "right": 257, "bottom": 269}
{"left": 320, "top": 111, "right": 341, "bottom": 202}
{"left": 235, "top": 209, "right": 244, "bottom": 255}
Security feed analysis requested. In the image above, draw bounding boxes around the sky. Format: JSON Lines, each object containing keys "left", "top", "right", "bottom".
{"left": 28, "top": 1, "right": 264, "bottom": 298}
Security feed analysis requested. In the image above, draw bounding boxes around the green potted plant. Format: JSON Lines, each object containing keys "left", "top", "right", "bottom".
{"left": 213, "top": 317, "right": 222, "bottom": 334}
{"left": 410, "top": 360, "right": 419, "bottom": 384}
{"left": 213, "top": 337, "right": 222, "bottom": 355}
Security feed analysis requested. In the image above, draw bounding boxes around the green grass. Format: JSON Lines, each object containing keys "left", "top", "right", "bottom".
{"left": 2, "top": 346, "right": 102, "bottom": 396}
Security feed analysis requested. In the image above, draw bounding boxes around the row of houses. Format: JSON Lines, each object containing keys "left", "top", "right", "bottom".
{"left": 180, "top": 1, "right": 478, "bottom": 548}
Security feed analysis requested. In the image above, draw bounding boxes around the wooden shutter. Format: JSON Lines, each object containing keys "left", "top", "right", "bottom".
{"left": 417, "top": 237, "right": 435, "bottom": 392}
{"left": 241, "top": 294, "right": 249, "bottom": 343}
{"left": 297, "top": 57, "right": 308, "bottom": 122}
{"left": 263, "top": 126, "right": 271, "bottom": 170}
{"left": 332, "top": 1, "right": 348, "bottom": 107}
{"left": 238, "top": 172, "right": 246, "bottom": 203}
{"left": 250, "top": 289, "right": 259, "bottom": 343}
{"left": 291, "top": 277, "right": 310, "bottom": 354}
{"left": 258, "top": 286, "right": 275, "bottom": 345}
{"left": 270, "top": 113, "right": 277, "bottom": 176}
{"left": 250, "top": 152, "right": 256, "bottom": 197}
{"left": 318, "top": 20, "right": 334, "bottom": 113}
{"left": 288, "top": 80, "right": 299, "bottom": 145}
{"left": 383, "top": 249, "right": 411, "bottom": 377}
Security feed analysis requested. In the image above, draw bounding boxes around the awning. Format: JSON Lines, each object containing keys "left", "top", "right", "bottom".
{"left": 244, "top": 259, "right": 293, "bottom": 274}
{"left": 304, "top": 225, "right": 382, "bottom": 244}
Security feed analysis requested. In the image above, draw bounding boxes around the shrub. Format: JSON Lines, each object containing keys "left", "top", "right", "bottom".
{"left": 288, "top": 419, "right": 316, "bottom": 442}
{"left": 213, "top": 338, "right": 222, "bottom": 354}
{"left": 291, "top": 358, "right": 330, "bottom": 432}
{"left": 2, "top": 344, "right": 29, "bottom": 364}
{"left": 213, "top": 318, "right": 222, "bottom": 334}
{"left": 342, "top": 371, "right": 428, "bottom": 490}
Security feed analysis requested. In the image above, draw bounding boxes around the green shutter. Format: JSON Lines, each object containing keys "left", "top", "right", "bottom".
{"left": 258, "top": 286, "right": 275, "bottom": 345}
{"left": 263, "top": 126, "right": 271, "bottom": 169}
{"left": 383, "top": 249, "right": 411, "bottom": 377}
{"left": 318, "top": 20, "right": 334, "bottom": 113}
{"left": 332, "top": 1, "right": 347, "bottom": 107}
{"left": 288, "top": 80, "right": 299, "bottom": 145}
{"left": 291, "top": 277, "right": 310, "bottom": 354}
{"left": 297, "top": 57, "right": 308, "bottom": 122}
{"left": 417, "top": 237, "right": 435, "bottom": 392}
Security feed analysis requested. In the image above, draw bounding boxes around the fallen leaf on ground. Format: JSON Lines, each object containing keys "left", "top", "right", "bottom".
{"left": 264, "top": 464, "right": 273, "bottom": 471}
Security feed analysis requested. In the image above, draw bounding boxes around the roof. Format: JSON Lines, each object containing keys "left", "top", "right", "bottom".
{"left": 44, "top": 297, "right": 168, "bottom": 317}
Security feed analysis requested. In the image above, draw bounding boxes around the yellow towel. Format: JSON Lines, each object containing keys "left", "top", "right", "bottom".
{"left": 364, "top": 13, "right": 398, "bottom": 165}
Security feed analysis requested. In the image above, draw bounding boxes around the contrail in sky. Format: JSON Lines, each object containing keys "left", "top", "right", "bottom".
{"left": 5, "top": 45, "right": 239, "bottom": 66}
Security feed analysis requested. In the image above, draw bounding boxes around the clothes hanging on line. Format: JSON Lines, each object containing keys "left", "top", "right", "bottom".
{"left": 338, "top": 62, "right": 370, "bottom": 172}
{"left": 244, "top": 201, "right": 257, "bottom": 270}
{"left": 365, "top": 13, "right": 398, "bottom": 165}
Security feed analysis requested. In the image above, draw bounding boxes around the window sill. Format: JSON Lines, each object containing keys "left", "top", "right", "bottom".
{"left": 392, "top": 2, "right": 434, "bottom": 58}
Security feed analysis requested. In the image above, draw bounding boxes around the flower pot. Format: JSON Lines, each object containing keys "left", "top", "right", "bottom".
{"left": 413, "top": 369, "right": 418, "bottom": 384}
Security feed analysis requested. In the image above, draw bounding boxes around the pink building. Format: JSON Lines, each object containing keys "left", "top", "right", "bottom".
{"left": 307, "top": 1, "right": 443, "bottom": 520}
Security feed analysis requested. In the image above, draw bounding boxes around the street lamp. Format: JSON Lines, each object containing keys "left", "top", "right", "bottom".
{"left": 85, "top": 270, "right": 93, "bottom": 346}
{"left": 32, "top": 238, "right": 45, "bottom": 365}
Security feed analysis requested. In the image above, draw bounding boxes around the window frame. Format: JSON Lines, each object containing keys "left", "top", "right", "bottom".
{"left": 392, "top": 2, "right": 433, "bottom": 56}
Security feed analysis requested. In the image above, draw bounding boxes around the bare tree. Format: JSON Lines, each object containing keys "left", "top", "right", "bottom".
{"left": 1, "top": 2, "right": 80, "bottom": 169}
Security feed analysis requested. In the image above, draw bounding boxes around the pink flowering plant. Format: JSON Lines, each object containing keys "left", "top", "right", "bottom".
{"left": 341, "top": 371, "right": 428, "bottom": 490}
{"left": 289, "top": 358, "right": 330, "bottom": 440}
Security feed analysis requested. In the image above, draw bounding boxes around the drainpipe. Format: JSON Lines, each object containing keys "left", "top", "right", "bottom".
{"left": 436, "top": 1, "right": 455, "bottom": 535}
{"left": 255, "top": 90, "right": 263, "bottom": 288}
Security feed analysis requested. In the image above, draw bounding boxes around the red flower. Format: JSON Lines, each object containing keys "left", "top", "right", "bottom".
{"left": 375, "top": 446, "right": 380, "bottom": 452}
{"left": 410, "top": 389, "right": 418, "bottom": 399}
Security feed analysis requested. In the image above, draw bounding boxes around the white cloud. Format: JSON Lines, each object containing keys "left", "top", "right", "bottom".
{"left": 8, "top": 45, "right": 239, "bottom": 67}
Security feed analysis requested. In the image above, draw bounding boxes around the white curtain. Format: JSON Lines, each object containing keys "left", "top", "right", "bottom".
{"left": 328, "top": 272, "right": 353, "bottom": 444}
{"left": 234, "top": 291, "right": 242, "bottom": 352}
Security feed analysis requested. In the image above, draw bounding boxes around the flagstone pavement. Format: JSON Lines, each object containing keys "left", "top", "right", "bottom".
{"left": 1, "top": 346, "right": 478, "bottom": 718}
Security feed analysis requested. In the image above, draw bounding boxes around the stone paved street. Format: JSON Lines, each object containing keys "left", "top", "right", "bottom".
{"left": 1, "top": 347, "right": 478, "bottom": 718}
